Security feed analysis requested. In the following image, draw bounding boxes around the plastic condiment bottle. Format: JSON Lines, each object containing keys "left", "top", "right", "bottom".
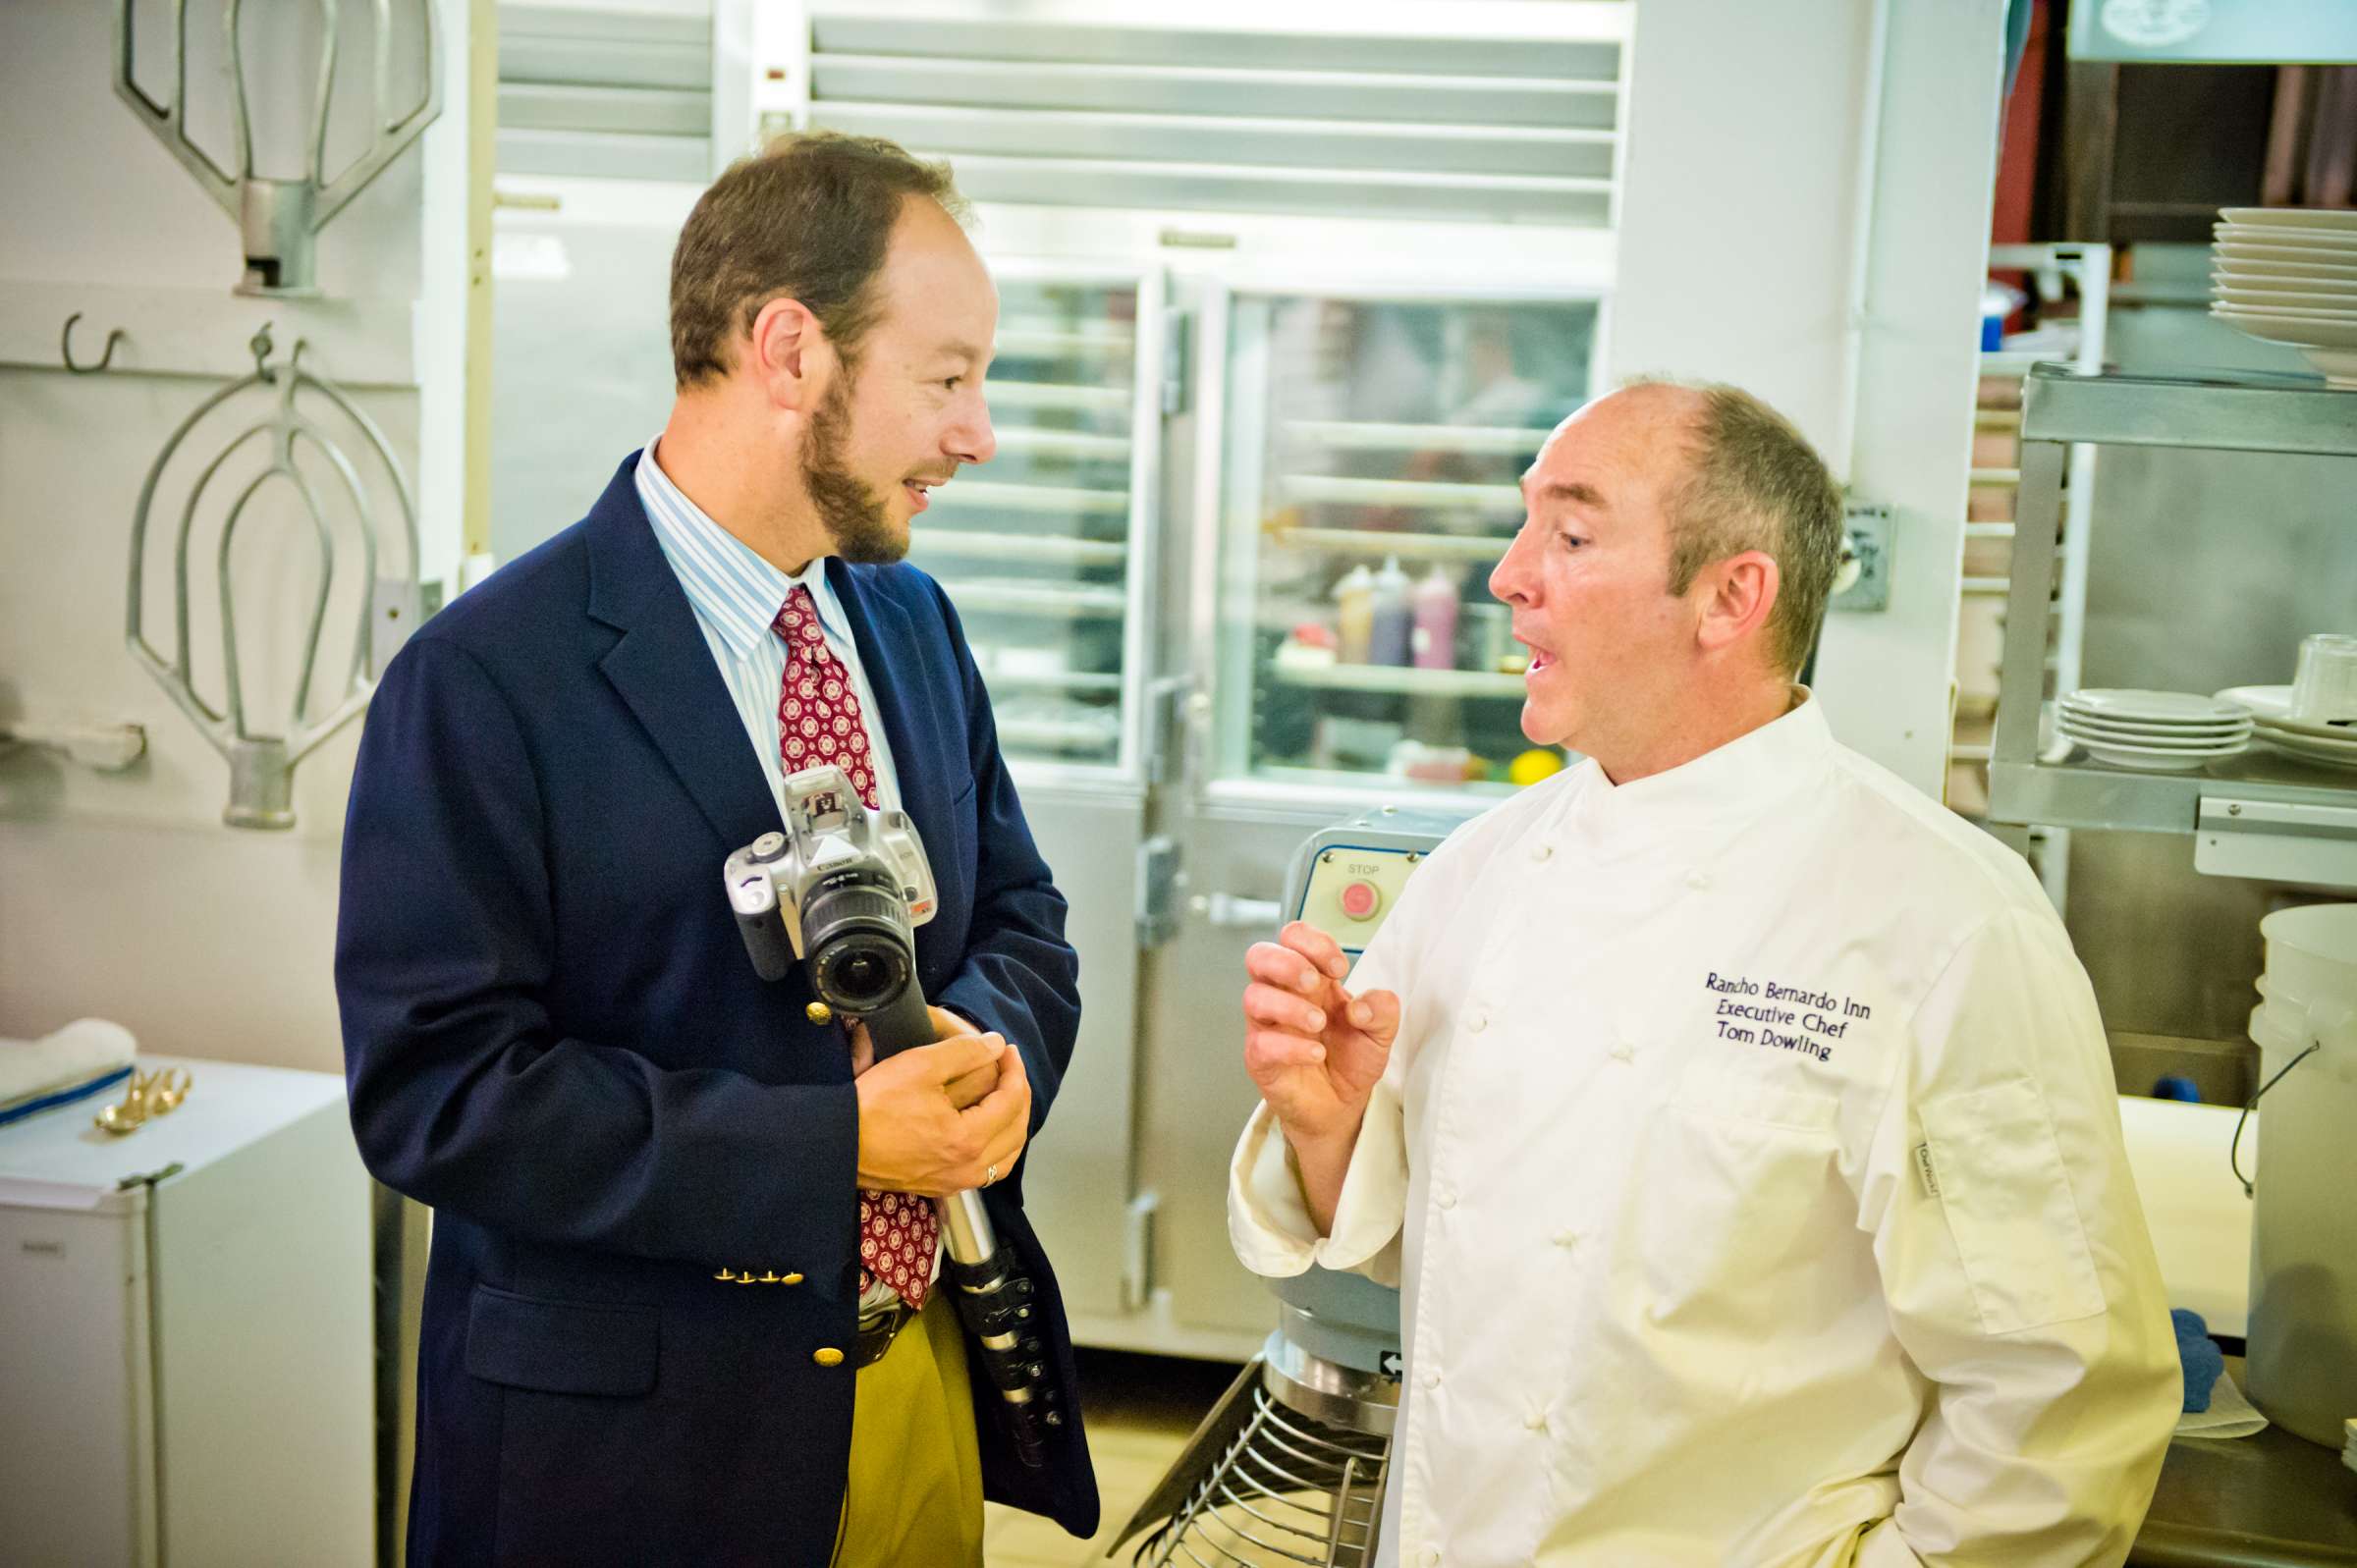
{"left": 1411, "top": 563, "right": 1458, "bottom": 671}
{"left": 1368, "top": 556, "right": 1412, "bottom": 667}
{"left": 1334, "top": 564, "right": 1375, "bottom": 664}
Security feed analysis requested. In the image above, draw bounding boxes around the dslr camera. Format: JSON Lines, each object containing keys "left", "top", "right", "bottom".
{"left": 723, "top": 766, "right": 939, "bottom": 1034}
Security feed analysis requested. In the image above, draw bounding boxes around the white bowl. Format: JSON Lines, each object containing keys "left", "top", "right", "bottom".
{"left": 2216, "top": 241, "right": 2357, "bottom": 270}
{"left": 2213, "top": 254, "right": 2357, "bottom": 283}
{"left": 2056, "top": 704, "right": 2252, "bottom": 732}
{"left": 2212, "top": 306, "right": 2357, "bottom": 349}
{"left": 2206, "top": 261, "right": 2357, "bottom": 286}
{"left": 2217, "top": 223, "right": 2357, "bottom": 253}
{"left": 2223, "top": 207, "right": 2357, "bottom": 235}
{"left": 2256, "top": 731, "right": 2357, "bottom": 770}
{"left": 2215, "top": 288, "right": 2357, "bottom": 314}
{"left": 2062, "top": 688, "right": 2250, "bottom": 724}
{"left": 2075, "top": 739, "right": 2238, "bottom": 772}
{"left": 2060, "top": 729, "right": 2250, "bottom": 748}
{"left": 2218, "top": 684, "right": 2357, "bottom": 741}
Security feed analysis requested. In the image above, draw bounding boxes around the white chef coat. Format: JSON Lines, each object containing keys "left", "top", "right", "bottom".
{"left": 1230, "top": 693, "right": 2179, "bottom": 1568}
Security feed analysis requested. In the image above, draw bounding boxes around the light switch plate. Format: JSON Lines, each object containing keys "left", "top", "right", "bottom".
{"left": 1830, "top": 503, "right": 1892, "bottom": 613}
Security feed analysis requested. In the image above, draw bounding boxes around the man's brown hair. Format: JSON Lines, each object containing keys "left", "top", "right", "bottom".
{"left": 669, "top": 132, "right": 967, "bottom": 389}
{"left": 1633, "top": 378, "right": 1846, "bottom": 676}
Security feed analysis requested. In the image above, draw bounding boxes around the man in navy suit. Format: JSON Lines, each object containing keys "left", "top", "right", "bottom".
{"left": 336, "top": 133, "right": 1096, "bottom": 1565}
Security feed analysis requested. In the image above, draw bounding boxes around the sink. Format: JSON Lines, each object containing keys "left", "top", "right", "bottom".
{"left": 2110, "top": 1031, "right": 2258, "bottom": 1108}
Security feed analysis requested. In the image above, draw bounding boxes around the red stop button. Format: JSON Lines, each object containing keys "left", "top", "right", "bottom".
{"left": 1339, "top": 879, "right": 1382, "bottom": 921}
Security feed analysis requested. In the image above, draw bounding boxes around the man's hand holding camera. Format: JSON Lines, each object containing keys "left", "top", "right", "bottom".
{"left": 1242, "top": 921, "right": 1399, "bottom": 1234}
{"left": 852, "top": 1006, "right": 1032, "bottom": 1198}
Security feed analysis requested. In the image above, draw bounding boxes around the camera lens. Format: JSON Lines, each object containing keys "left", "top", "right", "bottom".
{"left": 815, "top": 934, "right": 906, "bottom": 1010}
{"left": 838, "top": 951, "right": 887, "bottom": 1000}
{"left": 801, "top": 872, "right": 913, "bottom": 1012}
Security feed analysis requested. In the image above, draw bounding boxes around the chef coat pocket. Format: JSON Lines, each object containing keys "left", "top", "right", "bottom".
{"left": 1917, "top": 1078, "right": 2104, "bottom": 1334}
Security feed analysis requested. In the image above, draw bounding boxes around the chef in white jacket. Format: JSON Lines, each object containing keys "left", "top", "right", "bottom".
{"left": 1231, "top": 379, "right": 2179, "bottom": 1568}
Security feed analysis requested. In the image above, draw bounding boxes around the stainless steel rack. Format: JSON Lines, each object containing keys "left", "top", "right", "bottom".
{"left": 1987, "top": 365, "right": 2357, "bottom": 888}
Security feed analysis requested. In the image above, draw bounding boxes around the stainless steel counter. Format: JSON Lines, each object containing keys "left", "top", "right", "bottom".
{"left": 2134, "top": 1375, "right": 2357, "bottom": 1567}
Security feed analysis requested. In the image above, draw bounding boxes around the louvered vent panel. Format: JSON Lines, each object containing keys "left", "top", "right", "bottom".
{"left": 806, "top": 8, "right": 1625, "bottom": 227}
{"left": 496, "top": 3, "right": 713, "bottom": 182}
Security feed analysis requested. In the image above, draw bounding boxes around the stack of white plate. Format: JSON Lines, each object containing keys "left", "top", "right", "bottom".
{"left": 2212, "top": 208, "right": 2357, "bottom": 389}
{"left": 2216, "top": 685, "right": 2357, "bottom": 772}
{"left": 2056, "top": 689, "right": 2252, "bottom": 772}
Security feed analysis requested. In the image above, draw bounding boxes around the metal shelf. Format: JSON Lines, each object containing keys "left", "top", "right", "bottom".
{"left": 931, "top": 480, "right": 1131, "bottom": 517}
{"left": 2019, "top": 362, "right": 2357, "bottom": 457}
{"left": 942, "top": 579, "right": 1128, "bottom": 620}
{"left": 983, "top": 380, "right": 1130, "bottom": 413}
{"left": 910, "top": 528, "right": 1128, "bottom": 568}
{"left": 1267, "top": 661, "right": 1526, "bottom": 698}
{"left": 1277, "top": 474, "right": 1523, "bottom": 512}
{"left": 995, "top": 322, "right": 1134, "bottom": 357}
{"left": 976, "top": 667, "right": 1124, "bottom": 695}
{"left": 1281, "top": 420, "right": 1554, "bottom": 455}
{"left": 1991, "top": 750, "right": 2357, "bottom": 834}
{"left": 992, "top": 426, "right": 1133, "bottom": 460}
{"left": 1266, "top": 524, "right": 1509, "bottom": 564}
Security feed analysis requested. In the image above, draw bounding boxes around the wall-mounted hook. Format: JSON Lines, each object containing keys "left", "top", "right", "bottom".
{"left": 62, "top": 312, "right": 128, "bottom": 374}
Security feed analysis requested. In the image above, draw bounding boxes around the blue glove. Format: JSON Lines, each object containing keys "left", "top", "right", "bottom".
{"left": 2173, "top": 1308, "right": 2223, "bottom": 1413}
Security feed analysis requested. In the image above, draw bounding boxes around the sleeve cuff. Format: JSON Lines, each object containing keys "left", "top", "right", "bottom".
{"left": 1227, "top": 1101, "right": 1405, "bottom": 1287}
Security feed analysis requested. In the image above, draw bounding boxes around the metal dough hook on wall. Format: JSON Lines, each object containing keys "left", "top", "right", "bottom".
{"left": 113, "top": 0, "right": 443, "bottom": 297}
{"left": 126, "top": 323, "right": 420, "bottom": 828}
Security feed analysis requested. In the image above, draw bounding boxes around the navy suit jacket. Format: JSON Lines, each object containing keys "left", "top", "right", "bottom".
{"left": 336, "top": 455, "right": 1098, "bottom": 1565}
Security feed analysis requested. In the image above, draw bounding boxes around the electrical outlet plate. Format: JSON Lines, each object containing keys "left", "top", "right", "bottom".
{"left": 1830, "top": 503, "right": 1892, "bottom": 613}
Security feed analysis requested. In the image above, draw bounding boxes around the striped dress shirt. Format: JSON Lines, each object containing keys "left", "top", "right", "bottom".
{"left": 634, "top": 438, "right": 902, "bottom": 818}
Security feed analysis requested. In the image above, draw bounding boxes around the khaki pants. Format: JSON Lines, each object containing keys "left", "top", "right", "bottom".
{"left": 830, "top": 1293, "right": 985, "bottom": 1568}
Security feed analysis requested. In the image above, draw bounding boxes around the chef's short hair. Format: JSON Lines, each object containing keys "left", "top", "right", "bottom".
{"left": 1629, "top": 377, "right": 1845, "bottom": 676}
{"left": 670, "top": 131, "right": 968, "bottom": 389}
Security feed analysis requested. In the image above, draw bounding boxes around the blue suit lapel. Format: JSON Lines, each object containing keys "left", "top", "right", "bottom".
{"left": 829, "top": 559, "right": 956, "bottom": 845}
{"left": 583, "top": 454, "right": 782, "bottom": 856}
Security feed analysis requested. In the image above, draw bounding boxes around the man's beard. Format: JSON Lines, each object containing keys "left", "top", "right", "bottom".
{"left": 801, "top": 370, "right": 905, "bottom": 566}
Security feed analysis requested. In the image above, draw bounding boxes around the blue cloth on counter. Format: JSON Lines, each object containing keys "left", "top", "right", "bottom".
{"left": 2174, "top": 1308, "right": 2224, "bottom": 1413}
{"left": 0, "top": 1065, "right": 133, "bottom": 1129}
{"left": 2150, "top": 1075, "right": 2203, "bottom": 1103}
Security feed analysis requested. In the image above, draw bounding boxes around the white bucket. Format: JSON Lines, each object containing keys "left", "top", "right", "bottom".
{"left": 2260, "top": 902, "right": 2357, "bottom": 1007}
{"left": 2243, "top": 907, "right": 2357, "bottom": 1449}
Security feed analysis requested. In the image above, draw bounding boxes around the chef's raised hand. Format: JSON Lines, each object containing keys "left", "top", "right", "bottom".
{"left": 1242, "top": 920, "right": 1399, "bottom": 1147}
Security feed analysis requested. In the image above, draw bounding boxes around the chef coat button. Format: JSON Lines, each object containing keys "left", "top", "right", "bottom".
{"left": 1421, "top": 1369, "right": 1441, "bottom": 1391}
{"left": 1436, "top": 1187, "right": 1456, "bottom": 1211}
{"left": 1685, "top": 869, "right": 1711, "bottom": 891}
{"left": 812, "top": 1347, "right": 846, "bottom": 1368}
{"left": 1531, "top": 840, "right": 1554, "bottom": 862}
{"left": 1553, "top": 1227, "right": 1580, "bottom": 1249}
{"left": 1524, "top": 1407, "right": 1549, "bottom": 1432}
{"left": 1420, "top": 1550, "right": 1441, "bottom": 1568}
{"left": 1467, "top": 1011, "right": 1489, "bottom": 1034}
{"left": 1609, "top": 1039, "right": 1634, "bottom": 1062}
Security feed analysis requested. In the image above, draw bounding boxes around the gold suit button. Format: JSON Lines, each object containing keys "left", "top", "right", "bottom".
{"left": 781, "top": 1272, "right": 803, "bottom": 1285}
{"left": 813, "top": 1347, "right": 846, "bottom": 1368}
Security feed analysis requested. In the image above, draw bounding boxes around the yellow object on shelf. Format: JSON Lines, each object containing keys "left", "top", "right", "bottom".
{"left": 1508, "top": 748, "right": 1564, "bottom": 787}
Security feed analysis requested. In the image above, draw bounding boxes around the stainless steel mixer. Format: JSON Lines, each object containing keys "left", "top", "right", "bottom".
{"left": 1110, "top": 805, "right": 1473, "bottom": 1567}
{"left": 113, "top": 0, "right": 443, "bottom": 296}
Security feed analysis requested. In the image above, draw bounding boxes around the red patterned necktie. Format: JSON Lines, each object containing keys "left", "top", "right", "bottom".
{"left": 771, "top": 584, "right": 938, "bottom": 1312}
